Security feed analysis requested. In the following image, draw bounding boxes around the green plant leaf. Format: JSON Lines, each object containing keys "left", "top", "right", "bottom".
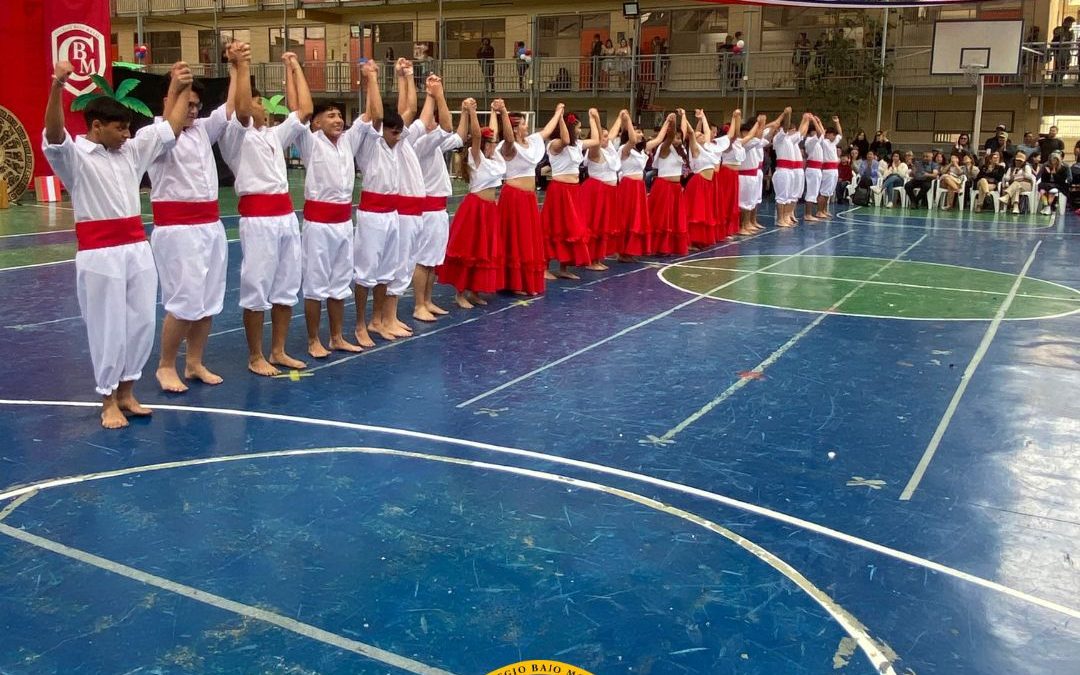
{"left": 115, "top": 78, "right": 140, "bottom": 99}
{"left": 70, "top": 92, "right": 103, "bottom": 112}
{"left": 264, "top": 94, "right": 290, "bottom": 115}
{"left": 119, "top": 96, "right": 153, "bottom": 118}
{"left": 90, "top": 74, "right": 114, "bottom": 97}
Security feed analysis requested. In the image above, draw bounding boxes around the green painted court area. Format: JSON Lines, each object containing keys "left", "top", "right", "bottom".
{"left": 660, "top": 255, "right": 1080, "bottom": 320}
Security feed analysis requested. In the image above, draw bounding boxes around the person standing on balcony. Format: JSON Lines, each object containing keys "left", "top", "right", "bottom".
{"left": 731, "top": 32, "right": 745, "bottom": 89}
{"left": 1052, "top": 17, "right": 1075, "bottom": 83}
{"left": 515, "top": 41, "right": 529, "bottom": 92}
{"left": 793, "top": 33, "right": 812, "bottom": 92}
{"left": 589, "top": 34, "right": 603, "bottom": 90}
{"left": 218, "top": 48, "right": 311, "bottom": 377}
{"left": 615, "top": 38, "right": 632, "bottom": 90}
{"left": 477, "top": 38, "right": 496, "bottom": 93}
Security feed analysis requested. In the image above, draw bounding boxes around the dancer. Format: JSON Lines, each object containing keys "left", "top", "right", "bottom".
{"left": 818, "top": 116, "right": 843, "bottom": 219}
{"left": 145, "top": 60, "right": 230, "bottom": 392}
{"left": 580, "top": 107, "right": 622, "bottom": 270}
{"left": 685, "top": 109, "right": 719, "bottom": 249}
{"left": 541, "top": 110, "right": 592, "bottom": 279}
{"left": 497, "top": 105, "right": 564, "bottom": 295}
{"left": 709, "top": 110, "right": 741, "bottom": 239}
{"left": 737, "top": 114, "right": 768, "bottom": 235}
{"left": 218, "top": 49, "right": 311, "bottom": 376}
{"left": 649, "top": 112, "right": 690, "bottom": 256}
{"left": 43, "top": 60, "right": 190, "bottom": 427}
{"left": 614, "top": 110, "right": 653, "bottom": 260}
{"left": 772, "top": 107, "right": 811, "bottom": 227}
{"left": 437, "top": 99, "right": 507, "bottom": 308}
{"left": 802, "top": 116, "right": 824, "bottom": 222}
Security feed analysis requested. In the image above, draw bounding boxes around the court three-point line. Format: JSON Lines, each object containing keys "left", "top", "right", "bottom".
{"left": 645, "top": 234, "right": 928, "bottom": 446}
{"left": 900, "top": 241, "right": 1043, "bottom": 501}
{"left": 456, "top": 230, "right": 854, "bottom": 409}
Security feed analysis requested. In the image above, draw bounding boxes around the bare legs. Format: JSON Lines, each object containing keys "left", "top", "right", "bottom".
{"left": 101, "top": 380, "right": 153, "bottom": 429}
{"left": 157, "top": 313, "right": 222, "bottom": 392}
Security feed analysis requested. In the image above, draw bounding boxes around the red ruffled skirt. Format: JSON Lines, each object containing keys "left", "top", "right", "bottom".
{"left": 716, "top": 166, "right": 740, "bottom": 238}
{"left": 648, "top": 178, "right": 689, "bottom": 256}
{"left": 437, "top": 193, "right": 502, "bottom": 293}
{"left": 540, "top": 181, "right": 591, "bottom": 266}
{"left": 617, "top": 177, "right": 653, "bottom": 256}
{"left": 498, "top": 184, "right": 546, "bottom": 295}
{"left": 685, "top": 172, "right": 718, "bottom": 247}
{"left": 579, "top": 178, "right": 619, "bottom": 263}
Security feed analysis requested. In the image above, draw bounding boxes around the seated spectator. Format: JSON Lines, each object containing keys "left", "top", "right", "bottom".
{"left": 1037, "top": 152, "right": 1069, "bottom": 214}
{"left": 905, "top": 150, "right": 940, "bottom": 208}
{"left": 858, "top": 150, "right": 884, "bottom": 185}
{"left": 984, "top": 124, "right": 1008, "bottom": 155}
{"left": 869, "top": 130, "right": 892, "bottom": 159}
{"left": 880, "top": 151, "right": 908, "bottom": 207}
{"left": 1038, "top": 125, "right": 1065, "bottom": 160}
{"left": 1028, "top": 151, "right": 1043, "bottom": 176}
{"left": 974, "top": 151, "right": 1006, "bottom": 212}
{"left": 938, "top": 153, "right": 966, "bottom": 210}
{"left": 1069, "top": 141, "right": 1080, "bottom": 209}
{"left": 950, "top": 133, "right": 973, "bottom": 159}
{"left": 1017, "top": 131, "right": 1039, "bottom": 159}
{"left": 1001, "top": 151, "right": 1036, "bottom": 214}
{"left": 961, "top": 153, "right": 980, "bottom": 200}
{"left": 836, "top": 154, "right": 854, "bottom": 203}
{"left": 932, "top": 150, "right": 947, "bottom": 168}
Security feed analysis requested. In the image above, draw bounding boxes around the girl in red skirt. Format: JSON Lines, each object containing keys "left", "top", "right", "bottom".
{"left": 648, "top": 112, "right": 690, "bottom": 256}
{"left": 437, "top": 99, "right": 507, "bottom": 309}
{"left": 709, "top": 110, "right": 742, "bottom": 240}
{"left": 684, "top": 108, "right": 720, "bottom": 250}
{"left": 496, "top": 104, "right": 565, "bottom": 295}
{"left": 580, "top": 107, "right": 622, "bottom": 271}
{"left": 615, "top": 110, "right": 653, "bottom": 260}
{"left": 541, "top": 111, "right": 592, "bottom": 280}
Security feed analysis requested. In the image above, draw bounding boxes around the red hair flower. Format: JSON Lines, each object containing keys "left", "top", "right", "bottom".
{"left": 566, "top": 113, "right": 578, "bottom": 125}
{"left": 480, "top": 127, "right": 495, "bottom": 139}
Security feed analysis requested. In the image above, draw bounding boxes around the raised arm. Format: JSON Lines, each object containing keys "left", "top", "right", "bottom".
{"left": 696, "top": 109, "right": 712, "bottom": 143}
{"left": 163, "top": 62, "right": 194, "bottom": 136}
{"left": 455, "top": 98, "right": 472, "bottom": 142}
{"left": 728, "top": 109, "right": 741, "bottom": 140}
{"left": 495, "top": 99, "right": 514, "bottom": 147}
{"left": 284, "top": 53, "right": 313, "bottom": 122}
{"left": 283, "top": 53, "right": 299, "bottom": 114}
{"left": 538, "top": 103, "right": 565, "bottom": 141}
{"left": 431, "top": 76, "right": 453, "bottom": 133}
{"left": 396, "top": 57, "right": 417, "bottom": 125}
{"left": 549, "top": 113, "right": 571, "bottom": 154}
{"left": 584, "top": 107, "right": 602, "bottom": 157}
{"left": 233, "top": 42, "right": 253, "bottom": 126}
{"left": 608, "top": 109, "right": 626, "bottom": 144}
{"left": 679, "top": 109, "right": 699, "bottom": 157}
{"left": 419, "top": 74, "right": 438, "bottom": 129}
{"left": 466, "top": 100, "right": 482, "bottom": 165}
{"left": 811, "top": 115, "right": 825, "bottom": 137}
{"left": 618, "top": 111, "right": 635, "bottom": 159}
{"left": 45, "top": 61, "right": 74, "bottom": 144}
{"left": 362, "top": 60, "right": 383, "bottom": 126}
{"left": 647, "top": 113, "right": 675, "bottom": 154}
{"left": 770, "top": 107, "right": 789, "bottom": 131}
{"left": 797, "top": 112, "right": 811, "bottom": 138}
{"left": 832, "top": 115, "right": 843, "bottom": 140}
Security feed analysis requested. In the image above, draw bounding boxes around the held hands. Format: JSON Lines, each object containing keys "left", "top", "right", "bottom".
{"left": 695, "top": 109, "right": 705, "bottom": 119}
{"left": 426, "top": 74, "right": 443, "bottom": 96}
{"left": 555, "top": 103, "right": 566, "bottom": 116}
{"left": 832, "top": 116, "right": 840, "bottom": 124}
{"left": 232, "top": 42, "right": 251, "bottom": 65}
{"left": 395, "top": 57, "right": 414, "bottom": 78}
{"left": 461, "top": 98, "right": 477, "bottom": 113}
{"left": 169, "top": 62, "right": 194, "bottom": 90}
{"left": 53, "top": 61, "right": 74, "bottom": 84}
{"left": 492, "top": 99, "right": 506, "bottom": 113}
{"left": 281, "top": 52, "right": 299, "bottom": 68}
{"left": 361, "top": 59, "right": 378, "bottom": 81}
{"left": 588, "top": 107, "right": 599, "bottom": 118}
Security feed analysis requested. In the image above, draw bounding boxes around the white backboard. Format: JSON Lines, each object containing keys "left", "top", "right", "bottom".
{"left": 931, "top": 20, "right": 1023, "bottom": 75}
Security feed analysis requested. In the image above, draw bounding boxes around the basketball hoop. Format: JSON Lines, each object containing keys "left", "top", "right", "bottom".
{"left": 963, "top": 65, "right": 984, "bottom": 86}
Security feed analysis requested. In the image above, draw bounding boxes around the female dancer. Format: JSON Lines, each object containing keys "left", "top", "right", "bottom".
{"left": 541, "top": 110, "right": 592, "bottom": 279}
{"left": 497, "top": 104, "right": 564, "bottom": 295}
{"left": 580, "top": 107, "right": 623, "bottom": 270}
{"left": 437, "top": 99, "right": 507, "bottom": 308}
{"left": 684, "top": 109, "right": 719, "bottom": 249}
{"left": 648, "top": 112, "right": 689, "bottom": 256}
{"left": 614, "top": 110, "right": 653, "bottom": 260}
{"left": 709, "top": 110, "right": 742, "bottom": 239}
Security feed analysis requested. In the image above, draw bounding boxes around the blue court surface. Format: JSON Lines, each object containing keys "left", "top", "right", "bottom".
{"left": 0, "top": 200, "right": 1078, "bottom": 674}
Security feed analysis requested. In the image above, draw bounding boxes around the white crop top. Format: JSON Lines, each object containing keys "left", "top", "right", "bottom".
{"left": 468, "top": 150, "right": 506, "bottom": 192}
{"left": 690, "top": 145, "right": 719, "bottom": 174}
{"left": 722, "top": 141, "right": 747, "bottom": 166}
{"left": 586, "top": 142, "right": 620, "bottom": 182}
{"left": 654, "top": 149, "right": 686, "bottom": 179}
{"left": 500, "top": 133, "right": 546, "bottom": 180}
{"left": 709, "top": 136, "right": 731, "bottom": 161}
{"left": 620, "top": 146, "right": 647, "bottom": 176}
{"left": 548, "top": 141, "right": 584, "bottom": 177}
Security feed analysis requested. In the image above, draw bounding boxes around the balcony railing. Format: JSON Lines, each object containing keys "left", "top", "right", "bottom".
{"left": 141, "top": 48, "right": 1080, "bottom": 99}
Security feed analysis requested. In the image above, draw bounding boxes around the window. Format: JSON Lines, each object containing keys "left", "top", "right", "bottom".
{"left": 444, "top": 19, "right": 505, "bottom": 59}
{"left": 370, "top": 22, "right": 413, "bottom": 63}
{"left": 269, "top": 26, "right": 324, "bottom": 62}
{"left": 895, "top": 109, "right": 1013, "bottom": 134}
{"left": 136, "top": 31, "right": 181, "bottom": 65}
{"left": 670, "top": 8, "right": 727, "bottom": 54}
{"left": 198, "top": 29, "right": 250, "bottom": 64}
{"left": 536, "top": 14, "right": 608, "bottom": 57}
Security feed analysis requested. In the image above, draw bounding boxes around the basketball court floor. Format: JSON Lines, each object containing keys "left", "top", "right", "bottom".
{"left": 0, "top": 177, "right": 1078, "bottom": 674}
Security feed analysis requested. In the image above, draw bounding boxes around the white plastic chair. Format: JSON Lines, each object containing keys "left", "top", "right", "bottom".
{"left": 933, "top": 176, "right": 966, "bottom": 211}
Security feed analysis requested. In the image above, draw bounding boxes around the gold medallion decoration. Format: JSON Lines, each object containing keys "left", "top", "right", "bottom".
{"left": 0, "top": 105, "right": 34, "bottom": 203}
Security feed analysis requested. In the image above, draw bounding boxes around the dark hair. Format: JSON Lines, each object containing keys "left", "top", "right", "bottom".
{"left": 825, "top": 127, "right": 837, "bottom": 135}
{"left": 382, "top": 109, "right": 405, "bottom": 131}
{"left": 166, "top": 73, "right": 205, "bottom": 98}
{"left": 251, "top": 85, "right": 262, "bottom": 98}
{"left": 84, "top": 97, "right": 132, "bottom": 126}
{"left": 740, "top": 120, "right": 754, "bottom": 133}
{"left": 312, "top": 102, "right": 343, "bottom": 119}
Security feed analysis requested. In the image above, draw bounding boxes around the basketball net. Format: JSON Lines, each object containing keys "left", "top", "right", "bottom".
{"left": 963, "top": 65, "right": 985, "bottom": 87}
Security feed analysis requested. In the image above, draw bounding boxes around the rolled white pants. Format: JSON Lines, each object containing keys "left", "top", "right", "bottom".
{"left": 76, "top": 241, "right": 158, "bottom": 396}
{"left": 820, "top": 170, "right": 839, "bottom": 197}
{"left": 739, "top": 174, "right": 761, "bottom": 211}
{"left": 238, "top": 214, "right": 302, "bottom": 311}
{"left": 804, "top": 168, "right": 822, "bottom": 202}
{"left": 773, "top": 168, "right": 803, "bottom": 205}
{"left": 151, "top": 220, "right": 227, "bottom": 321}
{"left": 416, "top": 209, "right": 450, "bottom": 267}
{"left": 302, "top": 219, "right": 354, "bottom": 302}
{"left": 353, "top": 209, "right": 401, "bottom": 289}
{"left": 389, "top": 213, "right": 423, "bottom": 296}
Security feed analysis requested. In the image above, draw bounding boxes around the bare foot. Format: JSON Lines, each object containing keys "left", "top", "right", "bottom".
{"left": 368, "top": 322, "right": 399, "bottom": 340}
{"left": 328, "top": 336, "right": 363, "bottom": 352}
{"left": 394, "top": 319, "right": 413, "bottom": 334}
{"left": 544, "top": 270, "right": 558, "bottom": 280}
{"left": 101, "top": 401, "right": 129, "bottom": 429}
{"left": 156, "top": 367, "right": 188, "bottom": 393}
{"left": 354, "top": 326, "right": 376, "bottom": 348}
{"left": 467, "top": 293, "right": 488, "bottom": 306}
{"left": 586, "top": 263, "right": 609, "bottom": 271}
{"left": 270, "top": 352, "right": 307, "bottom": 370}
{"left": 738, "top": 228, "right": 754, "bottom": 236}
{"left": 249, "top": 356, "right": 281, "bottom": 377}
{"left": 804, "top": 214, "right": 821, "bottom": 222}
{"left": 426, "top": 302, "right": 449, "bottom": 316}
{"left": 455, "top": 294, "right": 474, "bottom": 309}
{"left": 617, "top": 255, "right": 635, "bottom": 263}
{"left": 184, "top": 364, "right": 223, "bottom": 385}
{"left": 553, "top": 269, "right": 580, "bottom": 280}
{"left": 117, "top": 394, "right": 152, "bottom": 417}
{"left": 414, "top": 307, "right": 438, "bottom": 322}
{"left": 308, "top": 339, "right": 331, "bottom": 359}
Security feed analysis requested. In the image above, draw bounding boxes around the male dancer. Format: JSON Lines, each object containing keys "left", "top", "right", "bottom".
{"left": 818, "top": 116, "right": 843, "bottom": 219}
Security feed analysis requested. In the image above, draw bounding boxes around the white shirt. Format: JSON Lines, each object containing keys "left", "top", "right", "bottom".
{"left": 620, "top": 145, "right": 647, "bottom": 176}
{"left": 586, "top": 141, "right": 621, "bottom": 182}
{"left": 42, "top": 121, "right": 175, "bottom": 222}
{"left": 722, "top": 140, "right": 746, "bottom": 166}
{"left": 774, "top": 129, "right": 803, "bottom": 162}
{"left": 144, "top": 105, "right": 227, "bottom": 202}
{"left": 500, "top": 133, "right": 545, "bottom": 180}
{"left": 741, "top": 138, "right": 763, "bottom": 170}
{"left": 410, "top": 121, "right": 463, "bottom": 198}
{"left": 355, "top": 121, "right": 424, "bottom": 196}
{"left": 690, "top": 143, "right": 719, "bottom": 174}
{"left": 548, "top": 141, "right": 583, "bottom": 177}
{"left": 294, "top": 124, "right": 365, "bottom": 204}
{"left": 468, "top": 150, "right": 506, "bottom": 192}
{"left": 654, "top": 148, "right": 685, "bottom": 178}
{"left": 708, "top": 136, "right": 731, "bottom": 162}
{"left": 804, "top": 135, "right": 824, "bottom": 163}
{"left": 218, "top": 111, "right": 306, "bottom": 196}
{"left": 821, "top": 135, "right": 842, "bottom": 164}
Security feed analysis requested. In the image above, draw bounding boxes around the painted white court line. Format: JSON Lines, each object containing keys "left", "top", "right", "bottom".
{"left": 648, "top": 236, "right": 927, "bottom": 446}
{"left": 455, "top": 230, "right": 853, "bottom": 408}
{"left": 0, "top": 490, "right": 35, "bottom": 522}
{"left": 0, "top": 236, "right": 243, "bottom": 274}
{"left": 899, "top": 242, "right": 1044, "bottom": 501}
{"left": 0, "top": 228, "right": 76, "bottom": 239}
{"left": 2, "top": 400, "right": 1074, "bottom": 622}
{"left": 0, "top": 446, "right": 898, "bottom": 675}
{"left": 836, "top": 209, "right": 1070, "bottom": 235}
{"left": 0, "top": 521, "right": 455, "bottom": 675}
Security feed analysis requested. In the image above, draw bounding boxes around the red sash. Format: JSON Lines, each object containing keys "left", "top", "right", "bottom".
{"left": 823, "top": 162, "right": 840, "bottom": 170}
{"left": 238, "top": 193, "right": 294, "bottom": 218}
{"left": 420, "top": 196, "right": 449, "bottom": 212}
{"left": 738, "top": 169, "right": 759, "bottom": 177}
{"left": 397, "top": 196, "right": 424, "bottom": 217}
{"left": 303, "top": 200, "right": 353, "bottom": 224}
{"left": 75, "top": 216, "right": 145, "bottom": 251}
{"left": 776, "top": 159, "right": 803, "bottom": 170}
{"left": 358, "top": 191, "right": 396, "bottom": 214}
{"left": 805, "top": 160, "right": 824, "bottom": 170}
{"left": 152, "top": 200, "right": 220, "bottom": 226}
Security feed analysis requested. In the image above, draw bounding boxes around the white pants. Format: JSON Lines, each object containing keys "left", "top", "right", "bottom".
{"left": 739, "top": 174, "right": 761, "bottom": 211}
{"left": 151, "top": 220, "right": 227, "bottom": 321}
{"left": 804, "top": 168, "right": 822, "bottom": 202}
{"left": 238, "top": 214, "right": 302, "bottom": 311}
{"left": 416, "top": 209, "right": 450, "bottom": 267}
{"left": 389, "top": 213, "right": 422, "bottom": 296}
{"left": 76, "top": 241, "right": 158, "bottom": 396}
{"left": 773, "top": 168, "right": 803, "bottom": 205}
{"left": 820, "top": 170, "right": 839, "bottom": 197}
{"left": 755, "top": 170, "right": 765, "bottom": 206}
{"left": 353, "top": 209, "right": 401, "bottom": 289}
{"left": 302, "top": 219, "right": 353, "bottom": 301}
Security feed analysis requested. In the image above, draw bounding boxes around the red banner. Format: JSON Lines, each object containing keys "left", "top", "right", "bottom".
{"left": 0, "top": 0, "right": 111, "bottom": 179}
